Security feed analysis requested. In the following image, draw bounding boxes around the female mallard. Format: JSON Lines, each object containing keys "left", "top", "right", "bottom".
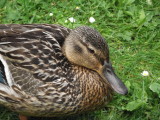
{"left": 0, "top": 24, "right": 128, "bottom": 120}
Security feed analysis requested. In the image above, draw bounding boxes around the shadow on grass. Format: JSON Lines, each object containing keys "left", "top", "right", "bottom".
{"left": 0, "top": 106, "right": 100, "bottom": 120}
{"left": 30, "top": 114, "right": 96, "bottom": 120}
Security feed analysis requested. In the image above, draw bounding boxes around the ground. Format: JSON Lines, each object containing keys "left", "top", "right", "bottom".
{"left": 0, "top": 0, "right": 159, "bottom": 120}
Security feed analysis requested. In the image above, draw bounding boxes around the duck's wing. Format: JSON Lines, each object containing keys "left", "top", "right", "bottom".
{"left": 0, "top": 24, "right": 71, "bottom": 97}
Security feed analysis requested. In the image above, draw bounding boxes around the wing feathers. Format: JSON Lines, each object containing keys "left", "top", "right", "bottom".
{"left": 0, "top": 24, "right": 71, "bottom": 94}
{"left": 0, "top": 55, "right": 14, "bottom": 86}
{"left": 0, "top": 83, "right": 22, "bottom": 104}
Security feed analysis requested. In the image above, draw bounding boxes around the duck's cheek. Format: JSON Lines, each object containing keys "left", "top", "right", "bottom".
{"left": 85, "top": 57, "right": 100, "bottom": 70}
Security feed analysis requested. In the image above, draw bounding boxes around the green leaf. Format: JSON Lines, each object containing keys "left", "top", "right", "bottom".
{"left": 6, "top": 9, "right": 20, "bottom": 21}
{"left": 124, "top": 100, "right": 145, "bottom": 111}
{"left": 125, "top": 81, "right": 131, "bottom": 91}
{"left": 117, "top": 10, "right": 123, "bottom": 18}
{"left": 124, "top": 11, "right": 133, "bottom": 17}
{"left": 126, "top": 0, "right": 135, "bottom": 4}
{"left": 137, "top": 9, "right": 146, "bottom": 26}
{"left": 139, "top": 9, "right": 145, "bottom": 21}
{"left": 149, "top": 83, "right": 160, "bottom": 98}
{"left": 0, "top": 0, "right": 7, "bottom": 8}
{"left": 133, "top": 87, "right": 148, "bottom": 102}
{"left": 118, "top": 31, "right": 133, "bottom": 41}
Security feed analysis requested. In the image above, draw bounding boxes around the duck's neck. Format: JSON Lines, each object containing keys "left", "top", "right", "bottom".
{"left": 70, "top": 65, "right": 113, "bottom": 112}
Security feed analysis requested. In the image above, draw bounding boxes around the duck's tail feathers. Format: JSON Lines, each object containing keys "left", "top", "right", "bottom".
{"left": 0, "top": 83, "right": 21, "bottom": 104}
{"left": 0, "top": 54, "right": 14, "bottom": 87}
{"left": 0, "top": 55, "right": 21, "bottom": 104}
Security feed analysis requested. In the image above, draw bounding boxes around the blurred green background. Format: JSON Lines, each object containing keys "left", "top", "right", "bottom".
{"left": 0, "top": 0, "right": 159, "bottom": 120}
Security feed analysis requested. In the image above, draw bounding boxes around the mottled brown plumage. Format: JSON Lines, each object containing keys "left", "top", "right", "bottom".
{"left": 0, "top": 24, "right": 127, "bottom": 119}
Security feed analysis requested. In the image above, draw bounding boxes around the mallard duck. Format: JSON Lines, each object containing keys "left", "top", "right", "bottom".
{"left": 0, "top": 24, "right": 128, "bottom": 120}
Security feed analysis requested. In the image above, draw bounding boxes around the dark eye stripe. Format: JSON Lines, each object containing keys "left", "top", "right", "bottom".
{"left": 88, "top": 48, "right": 95, "bottom": 54}
{"left": 99, "top": 57, "right": 104, "bottom": 65}
{"left": 94, "top": 54, "right": 104, "bottom": 65}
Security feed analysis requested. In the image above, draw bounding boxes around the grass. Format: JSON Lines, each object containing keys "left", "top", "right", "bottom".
{"left": 0, "top": 0, "right": 160, "bottom": 120}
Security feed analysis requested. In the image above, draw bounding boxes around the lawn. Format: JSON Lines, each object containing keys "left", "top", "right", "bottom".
{"left": 0, "top": 0, "right": 159, "bottom": 120}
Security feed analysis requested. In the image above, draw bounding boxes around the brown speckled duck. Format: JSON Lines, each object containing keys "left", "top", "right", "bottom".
{"left": 0, "top": 24, "right": 128, "bottom": 120}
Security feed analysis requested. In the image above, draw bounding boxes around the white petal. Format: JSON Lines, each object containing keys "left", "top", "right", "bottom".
{"left": 69, "top": 17, "right": 76, "bottom": 23}
{"left": 49, "top": 13, "right": 53, "bottom": 16}
{"left": 76, "top": 6, "right": 80, "bottom": 10}
{"left": 89, "top": 17, "right": 95, "bottom": 23}
{"left": 141, "top": 70, "right": 149, "bottom": 76}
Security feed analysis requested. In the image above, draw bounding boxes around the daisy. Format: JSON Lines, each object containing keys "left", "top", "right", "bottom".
{"left": 141, "top": 70, "right": 149, "bottom": 76}
{"left": 89, "top": 17, "right": 95, "bottom": 23}
{"left": 49, "top": 13, "right": 53, "bottom": 16}
{"left": 69, "top": 17, "right": 76, "bottom": 23}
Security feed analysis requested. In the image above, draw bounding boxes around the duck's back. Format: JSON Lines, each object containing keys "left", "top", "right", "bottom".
{"left": 0, "top": 24, "right": 72, "bottom": 94}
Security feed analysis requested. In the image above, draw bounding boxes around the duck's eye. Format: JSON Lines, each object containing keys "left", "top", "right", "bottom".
{"left": 88, "top": 48, "right": 95, "bottom": 54}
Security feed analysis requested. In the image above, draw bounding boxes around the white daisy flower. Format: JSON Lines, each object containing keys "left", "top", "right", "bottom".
{"left": 65, "top": 20, "right": 68, "bottom": 23}
{"left": 49, "top": 13, "right": 53, "bottom": 16}
{"left": 141, "top": 70, "right": 149, "bottom": 76}
{"left": 76, "top": 6, "right": 80, "bottom": 10}
{"left": 68, "top": 17, "right": 76, "bottom": 23}
{"left": 89, "top": 17, "right": 95, "bottom": 23}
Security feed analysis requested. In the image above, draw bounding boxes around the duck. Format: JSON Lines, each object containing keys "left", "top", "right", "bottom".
{"left": 0, "top": 24, "right": 128, "bottom": 120}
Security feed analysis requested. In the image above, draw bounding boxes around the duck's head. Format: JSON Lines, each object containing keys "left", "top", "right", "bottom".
{"left": 63, "top": 26, "right": 128, "bottom": 95}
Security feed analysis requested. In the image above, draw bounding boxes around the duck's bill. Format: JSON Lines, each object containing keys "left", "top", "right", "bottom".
{"left": 101, "top": 62, "right": 128, "bottom": 95}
